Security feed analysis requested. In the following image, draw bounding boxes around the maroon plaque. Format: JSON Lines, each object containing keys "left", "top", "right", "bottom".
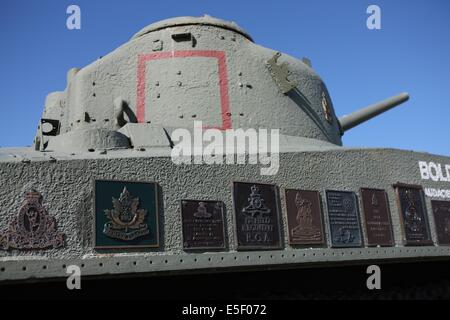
{"left": 285, "top": 189, "right": 325, "bottom": 245}
{"left": 393, "top": 183, "right": 432, "bottom": 246}
{"left": 360, "top": 188, "right": 394, "bottom": 247}
{"left": 233, "top": 182, "right": 282, "bottom": 250}
{"left": 181, "top": 200, "right": 225, "bottom": 250}
{"left": 431, "top": 200, "right": 450, "bottom": 245}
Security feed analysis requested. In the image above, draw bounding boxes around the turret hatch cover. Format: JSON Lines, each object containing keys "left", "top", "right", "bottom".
{"left": 131, "top": 15, "right": 253, "bottom": 41}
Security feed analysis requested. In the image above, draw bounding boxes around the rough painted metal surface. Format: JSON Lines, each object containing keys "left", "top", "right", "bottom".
{"left": 1, "top": 147, "right": 450, "bottom": 281}
{"left": 35, "top": 15, "right": 342, "bottom": 152}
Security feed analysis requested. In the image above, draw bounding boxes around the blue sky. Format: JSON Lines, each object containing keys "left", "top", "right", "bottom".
{"left": 0, "top": 0, "right": 449, "bottom": 156}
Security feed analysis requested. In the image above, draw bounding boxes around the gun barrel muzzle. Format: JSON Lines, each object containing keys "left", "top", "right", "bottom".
{"left": 338, "top": 92, "right": 409, "bottom": 134}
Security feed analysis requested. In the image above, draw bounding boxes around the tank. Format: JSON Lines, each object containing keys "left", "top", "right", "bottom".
{"left": 1, "top": 15, "right": 450, "bottom": 284}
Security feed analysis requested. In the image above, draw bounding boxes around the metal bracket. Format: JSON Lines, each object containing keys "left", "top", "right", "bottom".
{"left": 266, "top": 52, "right": 298, "bottom": 94}
{"left": 321, "top": 91, "right": 333, "bottom": 124}
{"left": 152, "top": 39, "right": 163, "bottom": 52}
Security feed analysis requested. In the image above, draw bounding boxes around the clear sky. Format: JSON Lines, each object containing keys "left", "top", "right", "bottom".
{"left": 0, "top": 0, "right": 449, "bottom": 156}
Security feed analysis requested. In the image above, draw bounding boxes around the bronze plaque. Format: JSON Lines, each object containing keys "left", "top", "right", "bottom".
{"left": 326, "top": 190, "right": 363, "bottom": 248}
{"left": 94, "top": 180, "right": 159, "bottom": 249}
{"left": 394, "top": 183, "right": 432, "bottom": 246}
{"left": 181, "top": 200, "right": 226, "bottom": 250}
{"left": 285, "top": 189, "right": 325, "bottom": 245}
{"left": 431, "top": 200, "right": 450, "bottom": 245}
{"left": 360, "top": 188, "right": 394, "bottom": 247}
{"left": 0, "top": 189, "right": 65, "bottom": 250}
{"left": 233, "top": 182, "right": 282, "bottom": 250}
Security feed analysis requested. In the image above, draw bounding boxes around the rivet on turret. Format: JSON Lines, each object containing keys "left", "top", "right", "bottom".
{"left": 177, "top": 71, "right": 182, "bottom": 75}
{"left": 177, "top": 81, "right": 182, "bottom": 86}
{"left": 155, "top": 81, "right": 159, "bottom": 86}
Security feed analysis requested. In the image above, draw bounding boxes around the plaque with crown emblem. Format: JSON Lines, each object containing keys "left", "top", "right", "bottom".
{"left": 326, "top": 190, "right": 363, "bottom": 248}
{"left": 181, "top": 200, "right": 226, "bottom": 251}
{"left": 285, "top": 189, "right": 325, "bottom": 245}
{"left": 94, "top": 180, "right": 159, "bottom": 249}
{"left": 360, "top": 188, "right": 394, "bottom": 247}
{"left": 0, "top": 190, "right": 65, "bottom": 250}
{"left": 233, "top": 182, "right": 282, "bottom": 250}
{"left": 393, "top": 183, "right": 432, "bottom": 246}
{"left": 431, "top": 200, "right": 450, "bottom": 245}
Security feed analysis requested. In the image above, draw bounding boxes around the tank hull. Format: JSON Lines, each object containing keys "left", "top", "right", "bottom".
{"left": 1, "top": 146, "right": 449, "bottom": 282}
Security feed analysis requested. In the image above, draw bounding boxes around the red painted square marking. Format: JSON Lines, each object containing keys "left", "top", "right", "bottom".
{"left": 136, "top": 50, "right": 232, "bottom": 130}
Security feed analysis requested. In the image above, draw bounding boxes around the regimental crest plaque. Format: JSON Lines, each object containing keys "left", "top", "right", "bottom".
{"left": 233, "top": 182, "right": 282, "bottom": 250}
{"left": 432, "top": 200, "right": 450, "bottom": 245}
{"left": 285, "top": 189, "right": 325, "bottom": 245}
{"left": 95, "top": 180, "right": 159, "bottom": 249}
{"left": 0, "top": 190, "right": 65, "bottom": 250}
{"left": 325, "top": 190, "right": 363, "bottom": 248}
{"left": 394, "top": 183, "right": 432, "bottom": 246}
{"left": 181, "top": 200, "right": 226, "bottom": 251}
{"left": 360, "top": 188, "right": 394, "bottom": 247}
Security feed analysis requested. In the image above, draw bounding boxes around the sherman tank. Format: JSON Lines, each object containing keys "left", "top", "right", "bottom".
{"left": 1, "top": 15, "right": 450, "bottom": 289}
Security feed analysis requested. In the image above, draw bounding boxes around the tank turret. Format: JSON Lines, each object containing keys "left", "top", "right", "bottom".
{"left": 33, "top": 15, "right": 411, "bottom": 153}
{"left": 30, "top": 16, "right": 338, "bottom": 152}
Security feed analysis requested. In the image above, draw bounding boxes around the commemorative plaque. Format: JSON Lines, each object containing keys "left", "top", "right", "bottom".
{"left": 233, "top": 182, "right": 282, "bottom": 250}
{"left": 0, "top": 189, "right": 65, "bottom": 250}
{"left": 431, "top": 200, "right": 450, "bottom": 245}
{"left": 325, "top": 190, "right": 363, "bottom": 248}
{"left": 181, "top": 200, "right": 226, "bottom": 250}
{"left": 94, "top": 180, "right": 159, "bottom": 249}
{"left": 360, "top": 188, "right": 394, "bottom": 247}
{"left": 285, "top": 189, "right": 325, "bottom": 245}
{"left": 393, "top": 183, "right": 432, "bottom": 246}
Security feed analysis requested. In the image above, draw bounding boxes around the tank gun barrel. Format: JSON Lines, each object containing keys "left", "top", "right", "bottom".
{"left": 338, "top": 92, "right": 409, "bottom": 134}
